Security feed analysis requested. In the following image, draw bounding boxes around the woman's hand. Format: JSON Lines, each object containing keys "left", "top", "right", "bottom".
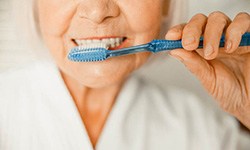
{"left": 165, "top": 12, "right": 250, "bottom": 128}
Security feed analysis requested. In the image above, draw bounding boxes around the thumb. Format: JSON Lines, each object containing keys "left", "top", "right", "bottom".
{"left": 169, "top": 49, "right": 215, "bottom": 87}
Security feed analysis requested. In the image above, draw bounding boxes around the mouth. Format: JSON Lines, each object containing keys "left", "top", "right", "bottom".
{"left": 73, "top": 37, "right": 127, "bottom": 50}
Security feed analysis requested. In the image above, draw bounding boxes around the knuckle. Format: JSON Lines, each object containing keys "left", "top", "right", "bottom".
{"left": 175, "top": 24, "right": 184, "bottom": 30}
{"left": 236, "top": 12, "right": 250, "bottom": 18}
{"left": 219, "top": 17, "right": 228, "bottom": 26}
{"left": 208, "top": 11, "right": 225, "bottom": 18}
{"left": 208, "top": 11, "right": 229, "bottom": 26}
{"left": 184, "top": 24, "right": 194, "bottom": 31}
{"left": 209, "top": 16, "right": 228, "bottom": 25}
{"left": 234, "top": 12, "right": 250, "bottom": 26}
{"left": 228, "top": 26, "right": 245, "bottom": 35}
{"left": 169, "top": 26, "right": 181, "bottom": 32}
{"left": 184, "top": 24, "right": 202, "bottom": 35}
{"left": 168, "top": 24, "right": 185, "bottom": 34}
{"left": 190, "top": 13, "right": 207, "bottom": 24}
{"left": 193, "top": 13, "right": 207, "bottom": 20}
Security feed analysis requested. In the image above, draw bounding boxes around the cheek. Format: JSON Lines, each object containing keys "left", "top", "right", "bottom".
{"left": 38, "top": 1, "right": 78, "bottom": 64}
{"left": 120, "top": 1, "right": 163, "bottom": 34}
{"left": 38, "top": 0, "right": 77, "bottom": 37}
{"left": 37, "top": 0, "right": 158, "bottom": 88}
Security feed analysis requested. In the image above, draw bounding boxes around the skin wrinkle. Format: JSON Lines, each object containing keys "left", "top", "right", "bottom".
{"left": 207, "top": 61, "right": 217, "bottom": 99}
{"left": 212, "top": 57, "right": 243, "bottom": 112}
{"left": 230, "top": 71, "right": 243, "bottom": 110}
{"left": 167, "top": 10, "right": 250, "bottom": 131}
{"left": 38, "top": 0, "right": 169, "bottom": 147}
{"left": 35, "top": 0, "right": 250, "bottom": 147}
{"left": 234, "top": 59, "right": 249, "bottom": 109}
{"left": 238, "top": 74, "right": 247, "bottom": 108}
{"left": 245, "top": 56, "right": 250, "bottom": 99}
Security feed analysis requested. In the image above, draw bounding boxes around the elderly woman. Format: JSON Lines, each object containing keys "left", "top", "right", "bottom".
{"left": 0, "top": 0, "right": 250, "bottom": 149}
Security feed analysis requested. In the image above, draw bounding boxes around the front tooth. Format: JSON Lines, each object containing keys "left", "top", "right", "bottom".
{"left": 82, "top": 40, "right": 87, "bottom": 45}
{"left": 92, "top": 39, "right": 100, "bottom": 43}
{"left": 102, "top": 39, "right": 109, "bottom": 43}
{"left": 110, "top": 38, "right": 115, "bottom": 44}
{"left": 119, "top": 38, "right": 123, "bottom": 43}
{"left": 116, "top": 42, "right": 120, "bottom": 47}
{"left": 75, "top": 37, "right": 124, "bottom": 47}
{"left": 115, "top": 38, "right": 120, "bottom": 44}
{"left": 111, "top": 43, "right": 115, "bottom": 48}
{"left": 75, "top": 40, "right": 81, "bottom": 45}
{"left": 86, "top": 40, "right": 91, "bottom": 44}
{"left": 115, "top": 39, "right": 119, "bottom": 46}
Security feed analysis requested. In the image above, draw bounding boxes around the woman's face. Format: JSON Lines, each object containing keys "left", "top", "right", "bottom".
{"left": 38, "top": 0, "right": 166, "bottom": 88}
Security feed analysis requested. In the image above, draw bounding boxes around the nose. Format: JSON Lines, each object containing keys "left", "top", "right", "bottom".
{"left": 77, "top": 0, "right": 120, "bottom": 24}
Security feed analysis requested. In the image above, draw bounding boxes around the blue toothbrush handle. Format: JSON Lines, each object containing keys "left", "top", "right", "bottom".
{"left": 234, "top": 32, "right": 250, "bottom": 46}
{"left": 151, "top": 32, "right": 250, "bottom": 52}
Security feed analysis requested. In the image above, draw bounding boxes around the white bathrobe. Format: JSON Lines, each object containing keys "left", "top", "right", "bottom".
{"left": 0, "top": 60, "right": 249, "bottom": 150}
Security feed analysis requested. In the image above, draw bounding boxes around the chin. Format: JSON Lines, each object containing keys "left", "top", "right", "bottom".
{"left": 79, "top": 74, "right": 127, "bottom": 89}
{"left": 75, "top": 67, "right": 131, "bottom": 89}
{"left": 60, "top": 54, "right": 138, "bottom": 88}
{"left": 57, "top": 48, "right": 150, "bottom": 89}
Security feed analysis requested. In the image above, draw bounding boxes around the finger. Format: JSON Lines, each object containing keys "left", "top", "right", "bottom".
{"left": 165, "top": 23, "right": 186, "bottom": 40}
{"left": 203, "top": 11, "right": 231, "bottom": 60}
{"left": 225, "top": 12, "right": 250, "bottom": 53}
{"left": 182, "top": 13, "right": 207, "bottom": 51}
{"left": 169, "top": 49, "right": 214, "bottom": 87}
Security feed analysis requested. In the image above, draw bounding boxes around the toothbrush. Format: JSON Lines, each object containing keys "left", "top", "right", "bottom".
{"left": 68, "top": 32, "right": 250, "bottom": 62}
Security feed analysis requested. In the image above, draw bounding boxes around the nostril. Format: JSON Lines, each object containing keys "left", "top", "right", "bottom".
{"left": 77, "top": 1, "right": 120, "bottom": 24}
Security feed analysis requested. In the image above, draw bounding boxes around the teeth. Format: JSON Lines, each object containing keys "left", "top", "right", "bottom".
{"left": 92, "top": 39, "right": 99, "bottom": 43}
{"left": 78, "top": 43, "right": 109, "bottom": 50}
{"left": 116, "top": 42, "right": 120, "bottom": 47}
{"left": 75, "top": 37, "right": 125, "bottom": 48}
{"left": 102, "top": 39, "right": 109, "bottom": 43}
{"left": 86, "top": 40, "right": 91, "bottom": 44}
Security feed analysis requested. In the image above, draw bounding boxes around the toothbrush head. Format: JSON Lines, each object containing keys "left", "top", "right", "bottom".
{"left": 68, "top": 43, "right": 109, "bottom": 62}
{"left": 68, "top": 47, "right": 108, "bottom": 62}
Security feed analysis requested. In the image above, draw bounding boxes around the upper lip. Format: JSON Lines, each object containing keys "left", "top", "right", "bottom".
{"left": 73, "top": 36, "right": 126, "bottom": 40}
{"left": 72, "top": 36, "right": 128, "bottom": 49}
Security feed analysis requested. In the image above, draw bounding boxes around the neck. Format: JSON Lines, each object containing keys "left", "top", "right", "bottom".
{"left": 62, "top": 74, "right": 123, "bottom": 111}
{"left": 60, "top": 72, "right": 124, "bottom": 148}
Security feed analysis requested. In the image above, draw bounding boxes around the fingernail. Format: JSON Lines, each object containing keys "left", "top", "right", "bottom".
{"left": 183, "top": 36, "right": 195, "bottom": 45}
{"left": 204, "top": 44, "right": 214, "bottom": 57}
{"left": 225, "top": 40, "right": 232, "bottom": 52}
